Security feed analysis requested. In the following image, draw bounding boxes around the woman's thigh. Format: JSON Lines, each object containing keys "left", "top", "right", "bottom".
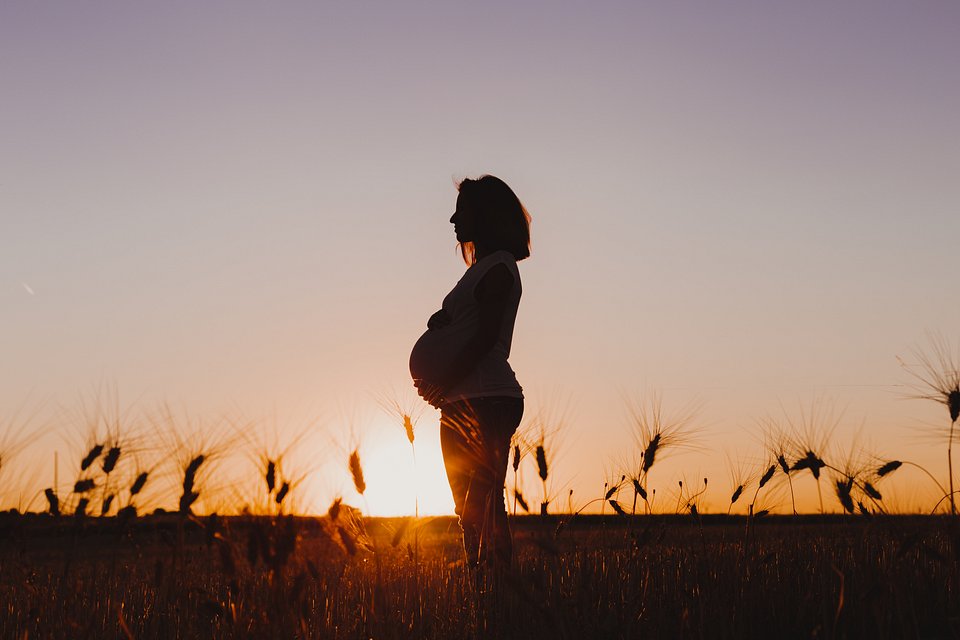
{"left": 440, "top": 398, "right": 523, "bottom": 471}
{"left": 472, "top": 398, "right": 524, "bottom": 454}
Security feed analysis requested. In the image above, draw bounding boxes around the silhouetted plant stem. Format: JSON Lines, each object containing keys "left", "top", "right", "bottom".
{"left": 899, "top": 461, "right": 949, "bottom": 498}
{"left": 817, "top": 479, "right": 824, "bottom": 514}
{"left": 950, "top": 419, "right": 956, "bottom": 515}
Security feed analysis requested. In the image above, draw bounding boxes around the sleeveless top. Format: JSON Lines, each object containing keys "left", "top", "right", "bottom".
{"left": 409, "top": 250, "right": 523, "bottom": 403}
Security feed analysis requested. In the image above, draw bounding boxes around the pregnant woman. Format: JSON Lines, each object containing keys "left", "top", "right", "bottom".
{"left": 409, "top": 175, "right": 531, "bottom": 567}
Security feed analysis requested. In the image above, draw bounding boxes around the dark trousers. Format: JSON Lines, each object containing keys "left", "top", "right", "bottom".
{"left": 440, "top": 397, "right": 523, "bottom": 564}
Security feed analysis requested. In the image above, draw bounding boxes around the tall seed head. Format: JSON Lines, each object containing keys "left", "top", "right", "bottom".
{"left": 877, "top": 460, "right": 902, "bottom": 477}
{"left": 265, "top": 460, "right": 276, "bottom": 493}
{"left": 536, "top": 445, "right": 548, "bottom": 482}
{"left": 81, "top": 444, "right": 104, "bottom": 471}
{"left": 730, "top": 485, "right": 743, "bottom": 505}
{"left": 793, "top": 451, "right": 826, "bottom": 480}
{"left": 276, "top": 481, "right": 290, "bottom": 505}
{"left": 185, "top": 454, "right": 205, "bottom": 478}
{"left": 44, "top": 488, "right": 59, "bottom": 516}
{"left": 759, "top": 465, "right": 776, "bottom": 489}
{"left": 632, "top": 478, "right": 647, "bottom": 500}
{"left": 949, "top": 389, "right": 960, "bottom": 423}
{"left": 130, "top": 471, "right": 148, "bottom": 496}
{"left": 642, "top": 434, "right": 661, "bottom": 474}
{"left": 328, "top": 497, "right": 342, "bottom": 521}
{"left": 102, "top": 447, "right": 121, "bottom": 474}
{"left": 403, "top": 414, "right": 415, "bottom": 444}
{"left": 101, "top": 493, "right": 115, "bottom": 516}
{"left": 835, "top": 478, "right": 854, "bottom": 513}
{"left": 777, "top": 454, "right": 790, "bottom": 475}
{"left": 179, "top": 491, "right": 199, "bottom": 513}
{"left": 512, "top": 445, "right": 521, "bottom": 473}
{"left": 349, "top": 449, "right": 366, "bottom": 495}
{"left": 183, "top": 455, "right": 205, "bottom": 493}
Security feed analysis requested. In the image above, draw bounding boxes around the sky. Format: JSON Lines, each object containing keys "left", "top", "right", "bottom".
{"left": 2, "top": 1, "right": 959, "bottom": 516}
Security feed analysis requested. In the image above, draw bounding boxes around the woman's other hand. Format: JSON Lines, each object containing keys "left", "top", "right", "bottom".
{"left": 427, "top": 309, "right": 451, "bottom": 330}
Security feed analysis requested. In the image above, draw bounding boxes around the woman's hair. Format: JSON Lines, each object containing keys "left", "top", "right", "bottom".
{"left": 456, "top": 175, "right": 532, "bottom": 266}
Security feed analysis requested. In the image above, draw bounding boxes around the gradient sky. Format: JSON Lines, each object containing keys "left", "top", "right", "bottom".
{"left": 2, "top": 1, "right": 959, "bottom": 515}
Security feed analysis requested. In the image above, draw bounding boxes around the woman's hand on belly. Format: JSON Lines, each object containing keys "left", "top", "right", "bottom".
{"left": 427, "top": 309, "right": 451, "bottom": 330}
{"left": 414, "top": 378, "right": 446, "bottom": 409}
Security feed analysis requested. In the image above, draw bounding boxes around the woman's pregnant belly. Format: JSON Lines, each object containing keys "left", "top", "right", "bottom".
{"left": 409, "top": 326, "right": 469, "bottom": 387}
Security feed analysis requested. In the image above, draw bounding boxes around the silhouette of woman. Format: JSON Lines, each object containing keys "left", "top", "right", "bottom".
{"left": 409, "top": 175, "right": 531, "bottom": 567}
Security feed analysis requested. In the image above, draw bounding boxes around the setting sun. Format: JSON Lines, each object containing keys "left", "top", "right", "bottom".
{"left": 349, "top": 415, "right": 455, "bottom": 517}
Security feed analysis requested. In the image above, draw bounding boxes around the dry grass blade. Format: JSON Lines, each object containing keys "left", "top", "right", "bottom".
{"left": 515, "top": 490, "right": 529, "bottom": 512}
{"left": 338, "top": 526, "right": 358, "bottom": 555}
{"left": 390, "top": 517, "right": 412, "bottom": 547}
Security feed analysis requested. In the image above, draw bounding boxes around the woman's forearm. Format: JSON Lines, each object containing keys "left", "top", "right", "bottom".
{"left": 438, "top": 335, "right": 497, "bottom": 397}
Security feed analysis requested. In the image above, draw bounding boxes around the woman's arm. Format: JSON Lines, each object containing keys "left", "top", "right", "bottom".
{"left": 417, "top": 263, "right": 514, "bottom": 407}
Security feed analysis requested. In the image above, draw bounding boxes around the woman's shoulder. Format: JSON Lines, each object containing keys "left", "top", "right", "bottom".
{"left": 476, "top": 249, "right": 518, "bottom": 266}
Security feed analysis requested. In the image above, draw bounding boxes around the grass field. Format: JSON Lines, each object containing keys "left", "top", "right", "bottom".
{"left": 1, "top": 512, "right": 958, "bottom": 639}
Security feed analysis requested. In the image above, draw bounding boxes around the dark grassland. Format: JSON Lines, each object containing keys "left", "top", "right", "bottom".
{"left": 1, "top": 514, "right": 958, "bottom": 639}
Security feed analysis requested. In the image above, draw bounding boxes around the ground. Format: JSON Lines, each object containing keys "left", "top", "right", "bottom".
{"left": 0, "top": 512, "right": 957, "bottom": 639}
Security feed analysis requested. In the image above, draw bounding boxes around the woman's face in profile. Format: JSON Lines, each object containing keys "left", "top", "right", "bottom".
{"left": 450, "top": 192, "right": 476, "bottom": 243}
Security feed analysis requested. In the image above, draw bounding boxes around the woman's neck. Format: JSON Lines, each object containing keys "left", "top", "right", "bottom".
{"left": 474, "top": 246, "right": 494, "bottom": 261}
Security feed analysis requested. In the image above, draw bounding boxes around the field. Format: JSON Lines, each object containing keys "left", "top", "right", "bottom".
{"left": 1, "top": 338, "right": 957, "bottom": 638}
{"left": 1, "top": 512, "right": 958, "bottom": 639}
